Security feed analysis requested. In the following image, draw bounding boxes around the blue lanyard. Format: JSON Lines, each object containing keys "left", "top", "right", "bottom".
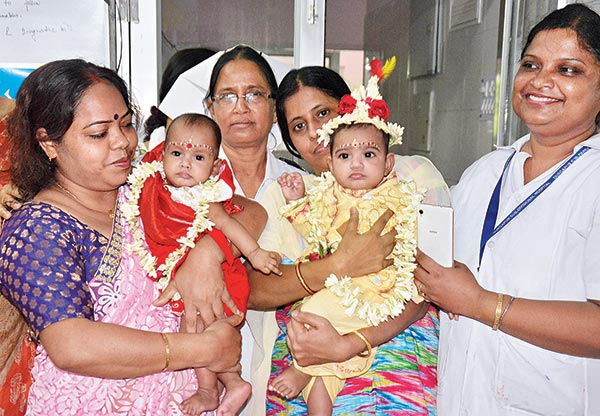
{"left": 478, "top": 145, "right": 590, "bottom": 267}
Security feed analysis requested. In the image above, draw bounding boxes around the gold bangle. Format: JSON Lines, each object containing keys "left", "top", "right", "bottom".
{"left": 295, "top": 261, "right": 316, "bottom": 295}
{"left": 492, "top": 293, "right": 504, "bottom": 331}
{"left": 497, "top": 296, "right": 516, "bottom": 331}
{"left": 161, "top": 333, "right": 171, "bottom": 372}
{"left": 352, "top": 330, "right": 372, "bottom": 358}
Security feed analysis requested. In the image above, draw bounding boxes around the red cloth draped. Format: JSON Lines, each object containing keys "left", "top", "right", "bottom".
{"left": 0, "top": 333, "right": 35, "bottom": 415}
{"left": 0, "top": 109, "right": 34, "bottom": 416}
{"left": 139, "top": 143, "right": 248, "bottom": 316}
{"left": 0, "top": 113, "right": 11, "bottom": 186}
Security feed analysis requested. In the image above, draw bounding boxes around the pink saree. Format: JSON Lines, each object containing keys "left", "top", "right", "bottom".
{"left": 22, "top": 189, "right": 198, "bottom": 415}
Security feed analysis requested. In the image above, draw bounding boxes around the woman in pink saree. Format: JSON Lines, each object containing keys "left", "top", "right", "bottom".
{"left": 0, "top": 59, "right": 260, "bottom": 415}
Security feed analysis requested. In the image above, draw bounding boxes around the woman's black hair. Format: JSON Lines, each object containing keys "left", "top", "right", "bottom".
{"left": 7, "top": 59, "right": 138, "bottom": 201}
{"left": 522, "top": 4, "right": 600, "bottom": 61}
{"left": 204, "top": 45, "right": 277, "bottom": 105}
{"left": 275, "top": 66, "right": 350, "bottom": 158}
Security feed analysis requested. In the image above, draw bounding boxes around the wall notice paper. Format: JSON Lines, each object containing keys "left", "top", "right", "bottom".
{"left": 0, "top": 0, "right": 108, "bottom": 66}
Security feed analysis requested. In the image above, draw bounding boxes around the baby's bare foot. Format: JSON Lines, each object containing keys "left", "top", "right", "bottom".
{"left": 216, "top": 377, "right": 251, "bottom": 416}
{"left": 268, "top": 367, "right": 311, "bottom": 399}
{"left": 180, "top": 387, "right": 219, "bottom": 415}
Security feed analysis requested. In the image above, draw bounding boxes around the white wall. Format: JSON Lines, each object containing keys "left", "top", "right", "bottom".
{"left": 418, "top": 0, "right": 500, "bottom": 185}
{"left": 364, "top": 0, "right": 501, "bottom": 186}
{"left": 117, "top": 0, "right": 161, "bottom": 123}
{"left": 159, "top": 0, "right": 505, "bottom": 185}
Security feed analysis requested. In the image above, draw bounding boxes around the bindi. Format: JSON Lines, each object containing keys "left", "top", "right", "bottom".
{"left": 168, "top": 137, "right": 214, "bottom": 153}
{"left": 113, "top": 114, "right": 119, "bottom": 120}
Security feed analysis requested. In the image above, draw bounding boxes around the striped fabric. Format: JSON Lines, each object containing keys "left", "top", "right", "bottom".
{"left": 266, "top": 303, "right": 439, "bottom": 415}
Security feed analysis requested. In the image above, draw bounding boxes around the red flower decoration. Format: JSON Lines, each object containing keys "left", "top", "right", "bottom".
{"left": 308, "top": 253, "right": 321, "bottom": 261}
{"left": 368, "top": 99, "right": 390, "bottom": 121}
{"left": 338, "top": 95, "right": 357, "bottom": 115}
{"left": 370, "top": 58, "right": 383, "bottom": 80}
{"left": 307, "top": 250, "right": 333, "bottom": 261}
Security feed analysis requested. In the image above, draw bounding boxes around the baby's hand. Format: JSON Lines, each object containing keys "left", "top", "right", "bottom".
{"left": 277, "top": 172, "right": 305, "bottom": 203}
{"left": 247, "top": 247, "right": 282, "bottom": 275}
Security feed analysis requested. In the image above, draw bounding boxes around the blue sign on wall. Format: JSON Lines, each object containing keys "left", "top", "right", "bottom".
{"left": 0, "top": 67, "right": 35, "bottom": 99}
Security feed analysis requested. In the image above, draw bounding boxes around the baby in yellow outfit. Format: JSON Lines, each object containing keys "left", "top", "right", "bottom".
{"left": 270, "top": 63, "right": 424, "bottom": 414}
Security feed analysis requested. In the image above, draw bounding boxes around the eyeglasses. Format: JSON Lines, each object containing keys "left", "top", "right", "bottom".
{"left": 210, "top": 90, "right": 273, "bottom": 108}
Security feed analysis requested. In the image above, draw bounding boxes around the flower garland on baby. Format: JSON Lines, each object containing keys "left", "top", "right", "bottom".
{"left": 282, "top": 56, "right": 426, "bottom": 326}
{"left": 122, "top": 160, "right": 216, "bottom": 301}
{"left": 282, "top": 171, "right": 424, "bottom": 326}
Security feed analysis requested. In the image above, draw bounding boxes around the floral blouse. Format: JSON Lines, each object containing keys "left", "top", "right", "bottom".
{"left": 0, "top": 202, "right": 108, "bottom": 341}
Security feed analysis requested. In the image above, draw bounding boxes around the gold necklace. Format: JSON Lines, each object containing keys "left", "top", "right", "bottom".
{"left": 54, "top": 181, "right": 115, "bottom": 219}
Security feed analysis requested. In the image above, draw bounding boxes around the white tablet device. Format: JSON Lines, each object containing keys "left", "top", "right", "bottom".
{"left": 417, "top": 204, "right": 454, "bottom": 267}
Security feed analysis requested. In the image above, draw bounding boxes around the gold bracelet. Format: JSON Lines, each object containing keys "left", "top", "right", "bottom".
{"left": 161, "top": 333, "right": 171, "bottom": 372}
{"left": 497, "top": 296, "right": 516, "bottom": 331}
{"left": 352, "top": 330, "right": 372, "bottom": 358}
{"left": 492, "top": 293, "right": 504, "bottom": 331}
{"left": 295, "top": 261, "right": 316, "bottom": 295}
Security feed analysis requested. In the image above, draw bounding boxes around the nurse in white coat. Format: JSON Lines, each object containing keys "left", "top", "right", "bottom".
{"left": 415, "top": 4, "right": 600, "bottom": 416}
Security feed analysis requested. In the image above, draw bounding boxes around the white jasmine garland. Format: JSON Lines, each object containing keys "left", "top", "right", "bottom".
{"left": 122, "top": 160, "right": 215, "bottom": 294}
{"left": 283, "top": 172, "right": 423, "bottom": 326}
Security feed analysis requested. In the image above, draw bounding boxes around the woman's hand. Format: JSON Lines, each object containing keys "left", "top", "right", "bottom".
{"left": 153, "top": 235, "right": 239, "bottom": 333}
{"left": 40, "top": 316, "right": 243, "bottom": 379}
{"left": 287, "top": 310, "right": 354, "bottom": 366}
{"left": 414, "top": 249, "right": 487, "bottom": 318}
{"left": 247, "top": 208, "right": 396, "bottom": 310}
{"left": 155, "top": 196, "right": 263, "bottom": 331}
{"left": 0, "top": 183, "right": 22, "bottom": 220}
{"left": 287, "top": 301, "right": 431, "bottom": 367}
{"left": 202, "top": 314, "right": 243, "bottom": 373}
{"left": 332, "top": 207, "right": 396, "bottom": 277}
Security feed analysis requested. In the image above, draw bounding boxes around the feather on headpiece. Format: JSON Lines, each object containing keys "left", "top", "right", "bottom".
{"left": 317, "top": 57, "right": 403, "bottom": 147}
{"left": 369, "top": 56, "right": 397, "bottom": 82}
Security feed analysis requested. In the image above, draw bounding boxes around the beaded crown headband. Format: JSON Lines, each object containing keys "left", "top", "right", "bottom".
{"left": 167, "top": 137, "right": 214, "bottom": 153}
{"left": 317, "top": 57, "right": 404, "bottom": 148}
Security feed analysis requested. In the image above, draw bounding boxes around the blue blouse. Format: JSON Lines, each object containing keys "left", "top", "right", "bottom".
{"left": 0, "top": 202, "right": 107, "bottom": 341}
